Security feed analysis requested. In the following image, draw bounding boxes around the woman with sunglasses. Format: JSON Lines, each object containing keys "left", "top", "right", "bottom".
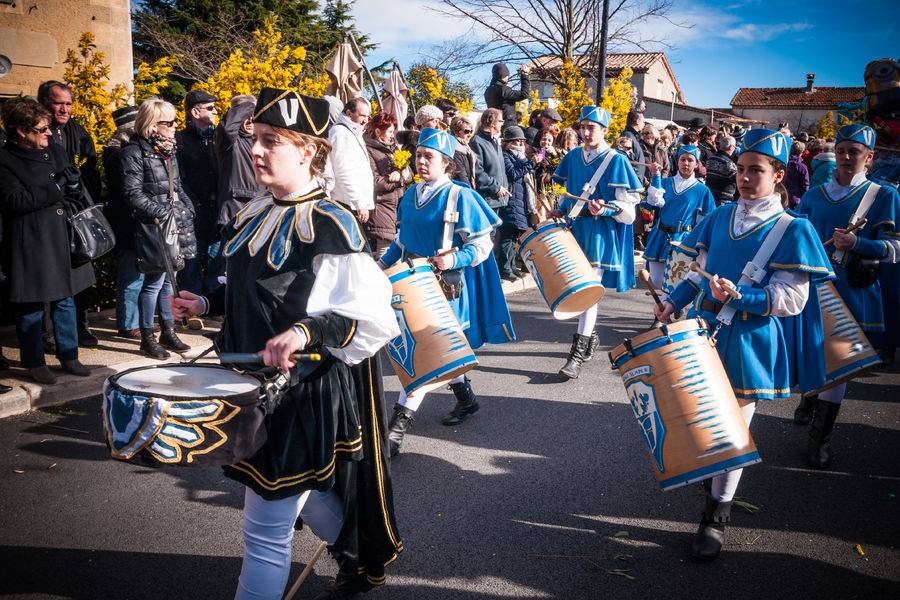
{"left": 120, "top": 97, "right": 196, "bottom": 359}
{"left": 450, "top": 116, "right": 478, "bottom": 188}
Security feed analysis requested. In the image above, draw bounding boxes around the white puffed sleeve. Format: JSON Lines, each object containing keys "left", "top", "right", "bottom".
{"left": 612, "top": 187, "right": 641, "bottom": 224}
{"left": 645, "top": 184, "right": 666, "bottom": 207}
{"left": 765, "top": 270, "right": 810, "bottom": 317}
{"left": 307, "top": 253, "right": 401, "bottom": 365}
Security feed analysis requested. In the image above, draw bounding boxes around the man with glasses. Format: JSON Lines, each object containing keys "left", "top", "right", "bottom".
{"left": 176, "top": 90, "right": 219, "bottom": 328}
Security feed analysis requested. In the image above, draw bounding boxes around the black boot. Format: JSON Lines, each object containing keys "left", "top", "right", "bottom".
{"left": 387, "top": 404, "right": 415, "bottom": 457}
{"left": 559, "top": 334, "right": 591, "bottom": 379}
{"left": 77, "top": 325, "right": 99, "bottom": 348}
{"left": 691, "top": 496, "right": 732, "bottom": 561}
{"left": 140, "top": 328, "right": 170, "bottom": 360}
{"left": 442, "top": 376, "right": 479, "bottom": 426}
{"left": 807, "top": 398, "right": 841, "bottom": 469}
{"left": 159, "top": 320, "right": 190, "bottom": 353}
{"left": 793, "top": 394, "right": 817, "bottom": 426}
{"left": 584, "top": 331, "right": 600, "bottom": 361}
{"left": 312, "top": 563, "right": 373, "bottom": 600}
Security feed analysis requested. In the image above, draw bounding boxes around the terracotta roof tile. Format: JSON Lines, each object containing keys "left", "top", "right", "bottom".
{"left": 731, "top": 86, "right": 864, "bottom": 108}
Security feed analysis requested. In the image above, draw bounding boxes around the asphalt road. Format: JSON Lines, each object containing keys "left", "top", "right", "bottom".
{"left": 1, "top": 287, "right": 898, "bottom": 600}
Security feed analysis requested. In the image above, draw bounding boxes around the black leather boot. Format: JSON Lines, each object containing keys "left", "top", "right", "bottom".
{"left": 442, "top": 376, "right": 479, "bottom": 426}
{"left": 77, "top": 325, "right": 99, "bottom": 348}
{"left": 159, "top": 320, "right": 190, "bottom": 353}
{"left": 312, "top": 562, "right": 373, "bottom": 600}
{"left": 140, "top": 328, "right": 170, "bottom": 360}
{"left": 691, "top": 496, "right": 732, "bottom": 561}
{"left": 807, "top": 398, "right": 841, "bottom": 469}
{"left": 793, "top": 394, "right": 817, "bottom": 426}
{"left": 387, "top": 404, "right": 415, "bottom": 457}
{"left": 559, "top": 334, "right": 591, "bottom": 379}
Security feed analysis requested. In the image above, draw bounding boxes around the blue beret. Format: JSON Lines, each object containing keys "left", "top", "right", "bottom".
{"left": 417, "top": 127, "right": 457, "bottom": 158}
{"left": 579, "top": 105, "right": 610, "bottom": 127}
{"left": 740, "top": 128, "right": 790, "bottom": 165}
{"left": 676, "top": 145, "right": 701, "bottom": 161}
{"left": 836, "top": 124, "right": 876, "bottom": 150}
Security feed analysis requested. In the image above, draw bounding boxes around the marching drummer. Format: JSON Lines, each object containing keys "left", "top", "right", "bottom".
{"left": 171, "top": 87, "right": 403, "bottom": 599}
{"left": 377, "top": 127, "right": 516, "bottom": 456}
{"left": 551, "top": 106, "right": 643, "bottom": 379}
{"left": 790, "top": 124, "right": 900, "bottom": 468}
{"left": 642, "top": 145, "right": 715, "bottom": 298}
{"left": 654, "top": 128, "right": 833, "bottom": 561}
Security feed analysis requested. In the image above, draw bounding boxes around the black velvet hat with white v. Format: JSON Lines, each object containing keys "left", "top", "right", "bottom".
{"left": 252, "top": 87, "right": 330, "bottom": 138}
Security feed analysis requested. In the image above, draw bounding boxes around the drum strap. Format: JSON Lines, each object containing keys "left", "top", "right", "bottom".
{"left": 567, "top": 150, "right": 617, "bottom": 219}
{"left": 440, "top": 184, "right": 462, "bottom": 253}
{"left": 833, "top": 182, "right": 881, "bottom": 263}
{"left": 716, "top": 212, "right": 795, "bottom": 326}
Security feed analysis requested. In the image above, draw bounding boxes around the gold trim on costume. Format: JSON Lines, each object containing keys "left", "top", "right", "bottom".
{"left": 340, "top": 320, "right": 358, "bottom": 348}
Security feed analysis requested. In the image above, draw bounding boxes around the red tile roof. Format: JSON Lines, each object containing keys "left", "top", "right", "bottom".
{"left": 731, "top": 86, "right": 864, "bottom": 108}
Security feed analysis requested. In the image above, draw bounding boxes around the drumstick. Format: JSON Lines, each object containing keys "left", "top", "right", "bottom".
{"left": 562, "top": 192, "right": 617, "bottom": 211}
{"left": 283, "top": 540, "right": 328, "bottom": 600}
{"left": 689, "top": 262, "right": 742, "bottom": 300}
{"left": 187, "top": 344, "right": 217, "bottom": 364}
{"left": 637, "top": 269, "right": 665, "bottom": 311}
{"left": 217, "top": 352, "right": 323, "bottom": 364}
{"left": 822, "top": 218, "right": 868, "bottom": 247}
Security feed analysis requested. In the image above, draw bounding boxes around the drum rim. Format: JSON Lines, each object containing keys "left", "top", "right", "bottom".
{"left": 518, "top": 219, "right": 567, "bottom": 247}
{"left": 609, "top": 318, "right": 710, "bottom": 368}
{"left": 384, "top": 256, "right": 431, "bottom": 278}
{"left": 107, "top": 362, "right": 263, "bottom": 401}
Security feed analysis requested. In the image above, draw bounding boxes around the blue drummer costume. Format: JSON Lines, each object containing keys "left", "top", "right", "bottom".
{"left": 380, "top": 128, "right": 516, "bottom": 455}
{"left": 551, "top": 106, "right": 643, "bottom": 378}
{"left": 642, "top": 145, "right": 716, "bottom": 295}
{"left": 788, "top": 124, "right": 900, "bottom": 468}
{"left": 664, "top": 128, "right": 834, "bottom": 561}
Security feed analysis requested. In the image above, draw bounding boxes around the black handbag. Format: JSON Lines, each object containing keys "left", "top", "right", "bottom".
{"left": 134, "top": 159, "right": 184, "bottom": 274}
{"left": 436, "top": 268, "right": 465, "bottom": 300}
{"left": 69, "top": 203, "right": 116, "bottom": 266}
{"left": 846, "top": 254, "right": 880, "bottom": 288}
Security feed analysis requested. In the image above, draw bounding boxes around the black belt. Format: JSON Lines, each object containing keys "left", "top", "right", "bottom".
{"left": 660, "top": 224, "right": 691, "bottom": 234}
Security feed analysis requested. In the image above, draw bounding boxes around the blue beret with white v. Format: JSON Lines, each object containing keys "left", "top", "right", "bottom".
{"left": 740, "top": 128, "right": 790, "bottom": 165}
{"left": 836, "top": 124, "right": 876, "bottom": 150}
{"left": 676, "top": 145, "right": 701, "bottom": 160}
{"left": 417, "top": 127, "right": 457, "bottom": 158}
{"left": 579, "top": 105, "right": 610, "bottom": 127}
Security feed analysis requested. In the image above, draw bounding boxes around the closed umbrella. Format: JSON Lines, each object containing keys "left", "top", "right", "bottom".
{"left": 324, "top": 41, "right": 363, "bottom": 103}
{"left": 382, "top": 65, "right": 409, "bottom": 129}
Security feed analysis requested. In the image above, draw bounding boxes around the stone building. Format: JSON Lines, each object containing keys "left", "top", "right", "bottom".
{"left": 0, "top": 0, "right": 133, "bottom": 98}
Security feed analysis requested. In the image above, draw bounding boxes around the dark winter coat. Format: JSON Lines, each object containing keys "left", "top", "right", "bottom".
{"left": 176, "top": 124, "right": 218, "bottom": 240}
{"left": 501, "top": 150, "right": 535, "bottom": 231}
{"left": 452, "top": 144, "right": 478, "bottom": 189}
{"left": 120, "top": 135, "right": 197, "bottom": 261}
{"left": 215, "top": 102, "right": 262, "bottom": 227}
{"left": 469, "top": 131, "right": 509, "bottom": 209}
{"left": 620, "top": 126, "right": 646, "bottom": 181}
{"left": 49, "top": 117, "right": 102, "bottom": 202}
{"left": 0, "top": 141, "right": 95, "bottom": 303}
{"left": 704, "top": 149, "right": 738, "bottom": 204}
{"left": 364, "top": 134, "right": 404, "bottom": 241}
{"left": 785, "top": 155, "right": 810, "bottom": 208}
{"left": 103, "top": 130, "right": 135, "bottom": 250}
{"left": 484, "top": 76, "right": 530, "bottom": 125}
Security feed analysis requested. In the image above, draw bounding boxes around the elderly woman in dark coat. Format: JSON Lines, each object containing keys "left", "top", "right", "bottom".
{"left": 364, "top": 111, "right": 408, "bottom": 258}
{"left": 0, "top": 98, "right": 94, "bottom": 384}
{"left": 120, "top": 97, "right": 196, "bottom": 359}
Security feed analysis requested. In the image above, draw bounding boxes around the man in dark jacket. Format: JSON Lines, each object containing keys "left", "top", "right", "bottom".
{"left": 704, "top": 135, "right": 738, "bottom": 205}
{"left": 38, "top": 80, "right": 100, "bottom": 348}
{"left": 215, "top": 95, "right": 262, "bottom": 228}
{"left": 621, "top": 111, "right": 647, "bottom": 181}
{"left": 176, "top": 89, "right": 219, "bottom": 312}
{"left": 469, "top": 108, "right": 510, "bottom": 210}
{"left": 484, "top": 63, "right": 531, "bottom": 126}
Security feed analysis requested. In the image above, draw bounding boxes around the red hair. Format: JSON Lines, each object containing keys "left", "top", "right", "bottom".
{"left": 366, "top": 111, "right": 398, "bottom": 135}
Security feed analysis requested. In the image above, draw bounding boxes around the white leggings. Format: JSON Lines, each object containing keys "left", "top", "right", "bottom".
{"left": 234, "top": 486, "right": 344, "bottom": 600}
{"left": 576, "top": 268, "right": 605, "bottom": 336}
{"left": 710, "top": 401, "right": 757, "bottom": 502}
{"left": 647, "top": 260, "right": 667, "bottom": 298}
{"left": 398, "top": 374, "right": 467, "bottom": 412}
{"left": 819, "top": 383, "right": 847, "bottom": 405}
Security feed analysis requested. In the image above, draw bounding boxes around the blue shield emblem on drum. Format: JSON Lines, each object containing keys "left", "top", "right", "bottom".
{"left": 626, "top": 379, "right": 666, "bottom": 472}
{"left": 388, "top": 294, "right": 416, "bottom": 378}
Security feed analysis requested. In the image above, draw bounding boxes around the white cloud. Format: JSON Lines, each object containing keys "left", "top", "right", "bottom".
{"left": 353, "top": 0, "right": 472, "bottom": 52}
{"left": 722, "top": 22, "right": 813, "bottom": 42}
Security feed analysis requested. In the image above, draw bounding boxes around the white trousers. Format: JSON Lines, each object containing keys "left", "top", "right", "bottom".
{"left": 576, "top": 268, "right": 605, "bottom": 336}
{"left": 647, "top": 260, "right": 667, "bottom": 300}
{"left": 398, "top": 374, "right": 467, "bottom": 412}
{"left": 234, "top": 486, "right": 344, "bottom": 600}
{"left": 710, "top": 401, "right": 757, "bottom": 502}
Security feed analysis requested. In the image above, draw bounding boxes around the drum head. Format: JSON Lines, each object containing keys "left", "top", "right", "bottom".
{"left": 114, "top": 365, "right": 260, "bottom": 398}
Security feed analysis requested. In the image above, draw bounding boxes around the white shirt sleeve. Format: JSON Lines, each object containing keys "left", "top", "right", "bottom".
{"left": 645, "top": 184, "right": 666, "bottom": 207}
{"left": 882, "top": 238, "right": 900, "bottom": 263}
{"left": 307, "top": 253, "right": 400, "bottom": 365}
{"left": 765, "top": 269, "right": 810, "bottom": 316}
{"left": 454, "top": 231, "right": 493, "bottom": 268}
{"left": 612, "top": 187, "right": 640, "bottom": 224}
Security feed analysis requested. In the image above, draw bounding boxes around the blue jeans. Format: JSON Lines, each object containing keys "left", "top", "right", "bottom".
{"left": 15, "top": 297, "right": 78, "bottom": 367}
{"left": 140, "top": 273, "right": 173, "bottom": 329}
{"left": 182, "top": 238, "right": 223, "bottom": 295}
{"left": 115, "top": 250, "right": 144, "bottom": 331}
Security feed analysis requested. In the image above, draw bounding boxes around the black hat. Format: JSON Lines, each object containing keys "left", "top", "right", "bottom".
{"left": 492, "top": 63, "right": 510, "bottom": 80}
{"left": 184, "top": 89, "right": 216, "bottom": 112}
{"left": 253, "top": 87, "right": 330, "bottom": 138}
{"left": 543, "top": 107, "right": 562, "bottom": 122}
{"left": 112, "top": 105, "right": 138, "bottom": 129}
{"left": 688, "top": 117, "right": 705, "bottom": 129}
{"left": 501, "top": 125, "right": 526, "bottom": 141}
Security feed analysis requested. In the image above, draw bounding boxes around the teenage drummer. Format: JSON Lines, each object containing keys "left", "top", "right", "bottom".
{"left": 654, "top": 128, "right": 833, "bottom": 561}
{"left": 642, "top": 145, "right": 715, "bottom": 296}
{"left": 377, "top": 127, "right": 516, "bottom": 456}
{"left": 551, "top": 106, "right": 643, "bottom": 379}
{"left": 171, "top": 87, "right": 403, "bottom": 599}
{"left": 790, "top": 124, "right": 900, "bottom": 468}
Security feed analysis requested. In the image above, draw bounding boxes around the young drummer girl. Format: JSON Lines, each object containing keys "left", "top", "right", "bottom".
{"left": 655, "top": 129, "right": 833, "bottom": 560}
{"left": 378, "top": 128, "right": 516, "bottom": 456}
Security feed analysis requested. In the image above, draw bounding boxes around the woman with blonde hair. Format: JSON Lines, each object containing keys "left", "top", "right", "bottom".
{"left": 120, "top": 96, "right": 195, "bottom": 359}
{"left": 555, "top": 127, "right": 580, "bottom": 154}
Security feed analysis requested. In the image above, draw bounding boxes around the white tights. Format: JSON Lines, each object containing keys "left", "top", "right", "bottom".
{"left": 819, "top": 383, "right": 847, "bottom": 405}
{"left": 647, "top": 260, "right": 668, "bottom": 301}
{"left": 235, "top": 486, "right": 344, "bottom": 600}
{"left": 397, "top": 374, "right": 467, "bottom": 412}
{"left": 710, "top": 401, "right": 757, "bottom": 502}
{"left": 576, "top": 268, "right": 605, "bottom": 336}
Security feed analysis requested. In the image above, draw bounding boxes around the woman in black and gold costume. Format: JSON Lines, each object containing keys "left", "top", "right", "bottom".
{"left": 173, "top": 87, "right": 402, "bottom": 600}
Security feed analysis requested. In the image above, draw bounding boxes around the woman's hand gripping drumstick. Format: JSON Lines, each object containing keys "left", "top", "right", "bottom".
{"left": 690, "top": 262, "right": 742, "bottom": 301}
{"left": 260, "top": 327, "right": 311, "bottom": 372}
{"left": 562, "top": 191, "right": 617, "bottom": 216}
{"left": 170, "top": 290, "right": 206, "bottom": 319}
{"left": 824, "top": 217, "right": 867, "bottom": 248}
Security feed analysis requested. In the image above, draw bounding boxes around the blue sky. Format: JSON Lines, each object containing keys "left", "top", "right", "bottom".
{"left": 353, "top": 0, "right": 898, "bottom": 108}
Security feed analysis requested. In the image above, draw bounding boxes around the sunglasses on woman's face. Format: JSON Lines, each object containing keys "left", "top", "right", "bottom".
{"left": 30, "top": 126, "right": 51, "bottom": 134}
{"left": 156, "top": 120, "right": 176, "bottom": 127}
{"left": 462, "top": 129, "right": 473, "bottom": 134}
